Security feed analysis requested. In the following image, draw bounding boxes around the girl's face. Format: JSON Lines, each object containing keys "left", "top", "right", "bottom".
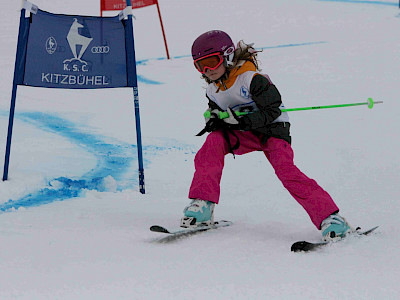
{"left": 204, "top": 63, "right": 226, "bottom": 81}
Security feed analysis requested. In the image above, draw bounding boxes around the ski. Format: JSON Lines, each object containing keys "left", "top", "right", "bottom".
{"left": 150, "top": 220, "right": 232, "bottom": 235}
{"left": 291, "top": 226, "right": 379, "bottom": 252}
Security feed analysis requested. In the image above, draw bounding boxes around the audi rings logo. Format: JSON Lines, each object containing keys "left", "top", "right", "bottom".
{"left": 91, "top": 46, "right": 110, "bottom": 54}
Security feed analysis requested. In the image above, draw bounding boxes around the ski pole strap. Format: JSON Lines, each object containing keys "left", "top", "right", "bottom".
{"left": 196, "top": 118, "right": 240, "bottom": 156}
{"left": 204, "top": 98, "right": 383, "bottom": 120}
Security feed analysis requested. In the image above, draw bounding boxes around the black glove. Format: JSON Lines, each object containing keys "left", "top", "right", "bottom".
{"left": 204, "top": 108, "right": 221, "bottom": 132}
{"left": 223, "top": 107, "right": 251, "bottom": 131}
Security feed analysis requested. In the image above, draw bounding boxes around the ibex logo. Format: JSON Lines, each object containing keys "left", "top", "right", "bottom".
{"left": 64, "top": 18, "right": 93, "bottom": 65}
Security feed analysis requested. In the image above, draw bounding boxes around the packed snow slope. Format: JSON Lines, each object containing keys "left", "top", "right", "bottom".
{"left": 0, "top": 0, "right": 399, "bottom": 299}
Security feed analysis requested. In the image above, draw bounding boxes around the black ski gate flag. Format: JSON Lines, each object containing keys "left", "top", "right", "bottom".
{"left": 3, "top": 1, "right": 145, "bottom": 193}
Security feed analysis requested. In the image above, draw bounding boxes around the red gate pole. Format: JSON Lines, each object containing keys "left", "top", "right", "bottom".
{"left": 155, "top": 0, "right": 170, "bottom": 59}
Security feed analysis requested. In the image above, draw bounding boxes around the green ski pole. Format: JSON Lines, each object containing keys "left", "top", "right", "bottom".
{"left": 204, "top": 98, "right": 383, "bottom": 119}
{"left": 280, "top": 97, "right": 382, "bottom": 112}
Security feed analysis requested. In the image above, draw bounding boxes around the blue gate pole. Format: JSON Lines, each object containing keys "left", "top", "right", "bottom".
{"left": 126, "top": 0, "right": 145, "bottom": 194}
{"left": 2, "top": 84, "right": 18, "bottom": 181}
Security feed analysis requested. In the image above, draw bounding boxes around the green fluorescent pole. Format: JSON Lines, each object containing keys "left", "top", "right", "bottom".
{"left": 205, "top": 98, "right": 383, "bottom": 120}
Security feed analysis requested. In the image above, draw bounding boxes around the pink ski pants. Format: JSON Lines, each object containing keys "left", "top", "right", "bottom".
{"left": 188, "top": 130, "right": 339, "bottom": 229}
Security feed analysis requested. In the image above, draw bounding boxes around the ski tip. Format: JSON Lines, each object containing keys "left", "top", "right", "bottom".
{"left": 291, "top": 240, "right": 327, "bottom": 252}
{"left": 291, "top": 241, "right": 310, "bottom": 252}
{"left": 150, "top": 225, "right": 170, "bottom": 234}
{"left": 357, "top": 225, "right": 379, "bottom": 235}
{"left": 215, "top": 220, "right": 233, "bottom": 226}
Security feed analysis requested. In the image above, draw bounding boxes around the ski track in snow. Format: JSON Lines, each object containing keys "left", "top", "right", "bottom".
{"left": 319, "top": 0, "right": 398, "bottom": 6}
{"left": 136, "top": 40, "right": 328, "bottom": 68}
{"left": 0, "top": 111, "right": 186, "bottom": 212}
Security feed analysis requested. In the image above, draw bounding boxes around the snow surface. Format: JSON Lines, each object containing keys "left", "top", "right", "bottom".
{"left": 0, "top": 0, "right": 399, "bottom": 299}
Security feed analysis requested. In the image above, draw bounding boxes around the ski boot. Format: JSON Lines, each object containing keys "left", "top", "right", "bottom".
{"left": 321, "top": 213, "right": 353, "bottom": 241}
{"left": 181, "top": 199, "right": 215, "bottom": 228}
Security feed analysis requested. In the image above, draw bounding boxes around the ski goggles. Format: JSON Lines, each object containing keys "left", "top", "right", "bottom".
{"left": 193, "top": 52, "right": 224, "bottom": 74}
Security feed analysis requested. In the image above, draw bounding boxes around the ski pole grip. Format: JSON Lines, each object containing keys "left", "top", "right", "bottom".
{"left": 203, "top": 110, "right": 248, "bottom": 119}
{"left": 203, "top": 110, "right": 211, "bottom": 119}
{"left": 218, "top": 112, "right": 230, "bottom": 119}
{"left": 219, "top": 111, "right": 248, "bottom": 119}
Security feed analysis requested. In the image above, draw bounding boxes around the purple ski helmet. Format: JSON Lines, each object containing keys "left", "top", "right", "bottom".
{"left": 191, "top": 30, "right": 235, "bottom": 66}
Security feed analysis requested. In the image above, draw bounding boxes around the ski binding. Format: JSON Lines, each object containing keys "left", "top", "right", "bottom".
{"left": 150, "top": 220, "right": 232, "bottom": 235}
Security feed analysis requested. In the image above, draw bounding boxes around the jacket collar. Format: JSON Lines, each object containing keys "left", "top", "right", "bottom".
{"left": 215, "top": 60, "right": 257, "bottom": 91}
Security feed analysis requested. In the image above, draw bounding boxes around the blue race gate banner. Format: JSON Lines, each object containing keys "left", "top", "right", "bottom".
{"left": 3, "top": 1, "right": 145, "bottom": 193}
{"left": 20, "top": 8, "right": 133, "bottom": 89}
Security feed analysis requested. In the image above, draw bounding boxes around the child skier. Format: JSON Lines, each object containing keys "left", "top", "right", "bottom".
{"left": 181, "top": 30, "right": 353, "bottom": 241}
